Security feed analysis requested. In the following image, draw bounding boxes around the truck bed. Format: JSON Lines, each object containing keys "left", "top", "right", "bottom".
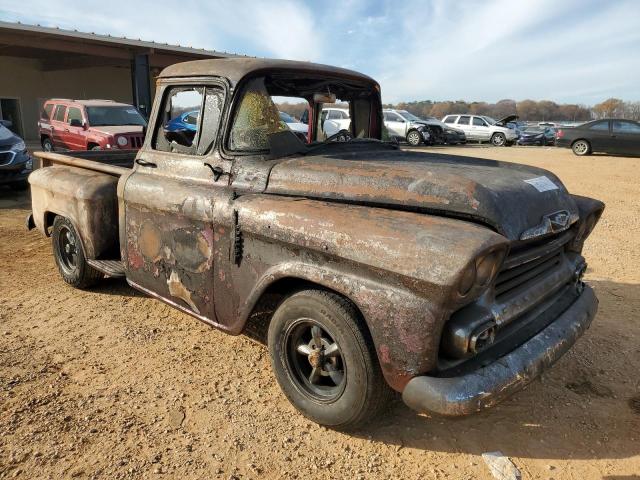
{"left": 33, "top": 150, "right": 135, "bottom": 175}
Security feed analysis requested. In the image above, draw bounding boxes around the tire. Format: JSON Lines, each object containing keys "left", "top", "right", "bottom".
{"left": 268, "top": 289, "right": 392, "bottom": 430}
{"left": 90, "top": 145, "right": 102, "bottom": 151}
{"left": 491, "top": 132, "right": 506, "bottom": 146}
{"left": 51, "top": 216, "right": 102, "bottom": 289}
{"left": 42, "top": 137, "right": 54, "bottom": 152}
{"left": 572, "top": 139, "right": 591, "bottom": 156}
{"left": 406, "top": 129, "right": 422, "bottom": 146}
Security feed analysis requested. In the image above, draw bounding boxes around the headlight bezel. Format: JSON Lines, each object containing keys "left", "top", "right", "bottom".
{"left": 455, "top": 247, "right": 507, "bottom": 300}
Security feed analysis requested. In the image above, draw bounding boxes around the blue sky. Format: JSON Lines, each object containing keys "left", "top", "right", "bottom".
{"left": 1, "top": 0, "right": 639, "bottom": 104}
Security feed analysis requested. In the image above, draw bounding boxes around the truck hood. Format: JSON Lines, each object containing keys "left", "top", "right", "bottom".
{"left": 265, "top": 146, "right": 579, "bottom": 241}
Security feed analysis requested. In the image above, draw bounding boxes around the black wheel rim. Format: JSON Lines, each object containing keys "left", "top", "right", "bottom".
{"left": 284, "top": 319, "right": 346, "bottom": 402}
{"left": 57, "top": 225, "right": 79, "bottom": 274}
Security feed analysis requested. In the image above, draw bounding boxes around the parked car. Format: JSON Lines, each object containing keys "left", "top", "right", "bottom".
{"left": 28, "top": 57, "right": 603, "bottom": 429}
{"left": 442, "top": 114, "right": 518, "bottom": 146}
{"left": 383, "top": 109, "right": 465, "bottom": 146}
{"left": 279, "top": 111, "right": 308, "bottom": 136}
{"left": 319, "top": 107, "right": 351, "bottom": 137}
{"left": 517, "top": 127, "right": 556, "bottom": 146}
{"left": 164, "top": 110, "right": 199, "bottom": 146}
{"left": 556, "top": 119, "right": 640, "bottom": 156}
{"left": 0, "top": 121, "right": 32, "bottom": 189}
{"left": 39, "top": 99, "right": 147, "bottom": 152}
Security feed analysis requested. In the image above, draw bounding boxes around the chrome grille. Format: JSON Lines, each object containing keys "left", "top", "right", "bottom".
{"left": 495, "top": 231, "right": 573, "bottom": 299}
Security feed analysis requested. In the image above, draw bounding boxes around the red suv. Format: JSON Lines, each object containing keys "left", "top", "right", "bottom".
{"left": 39, "top": 99, "right": 147, "bottom": 152}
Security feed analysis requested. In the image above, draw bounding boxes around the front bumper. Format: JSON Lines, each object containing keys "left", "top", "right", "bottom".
{"left": 402, "top": 285, "right": 598, "bottom": 416}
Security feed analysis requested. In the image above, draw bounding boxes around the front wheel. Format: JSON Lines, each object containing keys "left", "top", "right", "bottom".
{"left": 491, "top": 132, "right": 506, "bottom": 146}
{"left": 52, "top": 216, "right": 102, "bottom": 289}
{"left": 572, "top": 139, "right": 591, "bottom": 156}
{"left": 406, "top": 129, "right": 422, "bottom": 146}
{"left": 268, "top": 290, "right": 392, "bottom": 430}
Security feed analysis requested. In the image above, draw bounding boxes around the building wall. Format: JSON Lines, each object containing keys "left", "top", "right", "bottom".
{"left": 0, "top": 56, "right": 133, "bottom": 141}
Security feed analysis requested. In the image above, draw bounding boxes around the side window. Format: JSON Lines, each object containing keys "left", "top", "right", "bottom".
{"left": 53, "top": 105, "right": 67, "bottom": 122}
{"left": 444, "top": 116, "right": 456, "bottom": 124}
{"left": 67, "top": 107, "right": 83, "bottom": 125}
{"left": 388, "top": 113, "right": 402, "bottom": 122}
{"left": 589, "top": 121, "right": 609, "bottom": 131}
{"left": 613, "top": 121, "right": 640, "bottom": 134}
{"left": 154, "top": 86, "right": 223, "bottom": 155}
{"left": 41, "top": 104, "right": 54, "bottom": 120}
{"left": 473, "top": 117, "right": 486, "bottom": 126}
{"left": 458, "top": 115, "right": 471, "bottom": 125}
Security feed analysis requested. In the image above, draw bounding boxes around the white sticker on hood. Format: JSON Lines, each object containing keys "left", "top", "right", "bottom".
{"left": 524, "top": 176, "right": 558, "bottom": 192}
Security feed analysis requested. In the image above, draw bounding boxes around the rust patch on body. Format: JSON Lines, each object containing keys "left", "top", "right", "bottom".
{"left": 167, "top": 270, "right": 200, "bottom": 314}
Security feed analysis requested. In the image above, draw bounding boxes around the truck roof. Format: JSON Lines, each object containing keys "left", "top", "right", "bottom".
{"left": 158, "top": 58, "right": 376, "bottom": 87}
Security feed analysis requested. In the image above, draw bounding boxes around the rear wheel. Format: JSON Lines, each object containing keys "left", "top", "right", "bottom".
{"left": 406, "top": 129, "right": 422, "bottom": 146}
{"left": 42, "top": 137, "right": 54, "bottom": 152}
{"left": 572, "top": 139, "right": 591, "bottom": 156}
{"left": 268, "top": 290, "right": 392, "bottom": 430}
{"left": 90, "top": 145, "right": 102, "bottom": 151}
{"left": 491, "top": 132, "right": 506, "bottom": 146}
{"left": 52, "top": 216, "right": 102, "bottom": 289}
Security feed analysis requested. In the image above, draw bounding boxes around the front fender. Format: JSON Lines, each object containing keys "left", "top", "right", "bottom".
{"left": 233, "top": 195, "right": 508, "bottom": 391}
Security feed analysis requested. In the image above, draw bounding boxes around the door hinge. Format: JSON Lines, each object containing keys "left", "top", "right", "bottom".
{"left": 232, "top": 210, "right": 243, "bottom": 266}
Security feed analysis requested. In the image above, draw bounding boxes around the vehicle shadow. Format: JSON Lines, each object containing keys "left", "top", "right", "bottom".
{"left": 352, "top": 278, "right": 640, "bottom": 461}
{"left": 90, "top": 277, "right": 145, "bottom": 299}
{"left": 0, "top": 185, "right": 30, "bottom": 209}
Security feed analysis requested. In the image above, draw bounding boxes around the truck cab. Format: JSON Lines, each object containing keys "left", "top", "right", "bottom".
{"left": 28, "top": 58, "right": 603, "bottom": 429}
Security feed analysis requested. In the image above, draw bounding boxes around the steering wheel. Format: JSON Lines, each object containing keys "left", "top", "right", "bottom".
{"left": 325, "top": 129, "right": 353, "bottom": 143}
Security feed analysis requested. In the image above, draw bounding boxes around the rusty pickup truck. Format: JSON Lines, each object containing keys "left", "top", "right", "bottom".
{"left": 27, "top": 58, "right": 604, "bottom": 429}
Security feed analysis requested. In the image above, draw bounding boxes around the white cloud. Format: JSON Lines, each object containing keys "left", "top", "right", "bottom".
{"left": 1, "top": 0, "right": 638, "bottom": 103}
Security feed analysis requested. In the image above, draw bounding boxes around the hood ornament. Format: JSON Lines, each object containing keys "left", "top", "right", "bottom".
{"left": 520, "top": 210, "right": 579, "bottom": 240}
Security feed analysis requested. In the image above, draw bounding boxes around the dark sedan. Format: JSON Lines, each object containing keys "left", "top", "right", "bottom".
{"left": 0, "top": 121, "right": 32, "bottom": 189}
{"left": 556, "top": 119, "right": 640, "bottom": 156}
{"left": 517, "top": 127, "right": 556, "bottom": 146}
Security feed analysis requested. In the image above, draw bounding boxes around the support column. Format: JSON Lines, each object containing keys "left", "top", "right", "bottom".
{"left": 131, "top": 53, "right": 151, "bottom": 118}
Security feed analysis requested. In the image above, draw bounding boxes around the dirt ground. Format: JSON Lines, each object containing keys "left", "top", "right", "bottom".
{"left": 1, "top": 145, "right": 639, "bottom": 480}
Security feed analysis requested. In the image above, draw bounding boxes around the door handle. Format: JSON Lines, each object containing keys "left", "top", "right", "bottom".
{"left": 204, "top": 163, "right": 229, "bottom": 181}
{"left": 136, "top": 158, "right": 157, "bottom": 168}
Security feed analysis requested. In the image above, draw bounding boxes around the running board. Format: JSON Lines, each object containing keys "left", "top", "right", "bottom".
{"left": 87, "top": 259, "right": 126, "bottom": 278}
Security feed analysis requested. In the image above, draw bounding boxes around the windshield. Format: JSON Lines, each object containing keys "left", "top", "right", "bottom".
{"left": 398, "top": 110, "right": 422, "bottom": 121}
{"left": 86, "top": 106, "right": 147, "bottom": 127}
{"left": 0, "top": 124, "right": 13, "bottom": 141}
{"left": 229, "top": 74, "right": 380, "bottom": 152}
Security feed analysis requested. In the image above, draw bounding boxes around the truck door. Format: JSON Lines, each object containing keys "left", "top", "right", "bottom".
{"left": 586, "top": 120, "right": 611, "bottom": 152}
{"left": 384, "top": 111, "right": 407, "bottom": 140}
{"left": 64, "top": 106, "right": 86, "bottom": 150}
{"left": 611, "top": 120, "right": 640, "bottom": 155}
{"left": 122, "top": 83, "right": 229, "bottom": 324}
{"left": 471, "top": 116, "right": 491, "bottom": 140}
{"left": 456, "top": 115, "right": 472, "bottom": 139}
{"left": 50, "top": 104, "right": 67, "bottom": 149}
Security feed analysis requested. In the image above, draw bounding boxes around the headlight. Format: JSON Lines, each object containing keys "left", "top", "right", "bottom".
{"left": 10, "top": 140, "right": 26, "bottom": 152}
{"left": 25, "top": 158, "right": 33, "bottom": 170}
{"left": 457, "top": 249, "right": 505, "bottom": 297}
{"left": 116, "top": 136, "right": 128, "bottom": 147}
